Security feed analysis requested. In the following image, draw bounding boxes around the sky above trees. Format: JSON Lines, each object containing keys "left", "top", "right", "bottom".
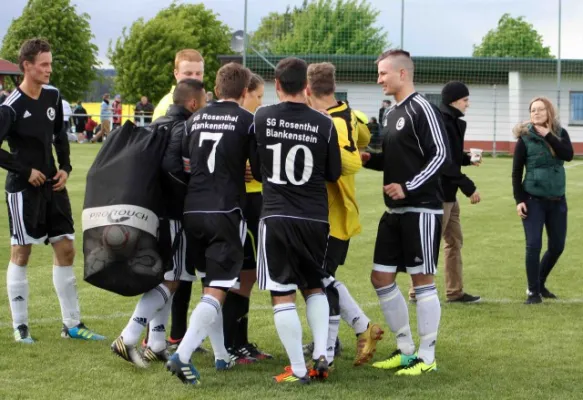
{"left": 0, "top": 0, "right": 581, "bottom": 68}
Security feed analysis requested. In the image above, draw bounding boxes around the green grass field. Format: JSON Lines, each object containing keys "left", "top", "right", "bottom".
{"left": 0, "top": 145, "right": 582, "bottom": 400}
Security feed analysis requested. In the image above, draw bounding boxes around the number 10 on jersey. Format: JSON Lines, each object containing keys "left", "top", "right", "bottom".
{"left": 266, "top": 143, "right": 313, "bottom": 185}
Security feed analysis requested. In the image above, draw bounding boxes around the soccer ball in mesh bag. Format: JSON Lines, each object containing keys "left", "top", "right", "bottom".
{"left": 128, "top": 248, "right": 163, "bottom": 277}
{"left": 102, "top": 225, "right": 140, "bottom": 254}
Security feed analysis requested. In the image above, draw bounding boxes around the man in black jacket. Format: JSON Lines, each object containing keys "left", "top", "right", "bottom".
{"left": 72, "top": 101, "right": 88, "bottom": 137}
{"left": 135, "top": 96, "right": 154, "bottom": 125}
{"left": 378, "top": 99, "right": 391, "bottom": 124}
{"left": 411, "top": 81, "right": 481, "bottom": 304}
{"left": 111, "top": 79, "right": 206, "bottom": 367}
{"left": 361, "top": 49, "right": 449, "bottom": 376}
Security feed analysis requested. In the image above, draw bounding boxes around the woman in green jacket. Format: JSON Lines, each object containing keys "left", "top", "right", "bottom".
{"left": 512, "top": 97, "right": 574, "bottom": 304}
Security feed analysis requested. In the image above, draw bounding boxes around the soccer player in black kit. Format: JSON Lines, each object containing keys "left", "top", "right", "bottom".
{"left": 362, "top": 50, "right": 449, "bottom": 376}
{"left": 166, "top": 63, "right": 254, "bottom": 385}
{"left": 0, "top": 39, "right": 103, "bottom": 343}
{"left": 251, "top": 57, "right": 342, "bottom": 384}
{"left": 111, "top": 79, "right": 206, "bottom": 367}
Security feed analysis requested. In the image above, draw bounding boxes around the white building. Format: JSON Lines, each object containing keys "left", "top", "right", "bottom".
{"left": 221, "top": 55, "right": 583, "bottom": 154}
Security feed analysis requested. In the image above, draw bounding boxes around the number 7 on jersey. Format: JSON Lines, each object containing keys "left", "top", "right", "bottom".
{"left": 199, "top": 132, "right": 223, "bottom": 173}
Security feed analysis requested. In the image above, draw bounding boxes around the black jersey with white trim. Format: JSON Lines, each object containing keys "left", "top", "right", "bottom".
{"left": 183, "top": 101, "right": 254, "bottom": 213}
{"left": 251, "top": 102, "right": 341, "bottom": 222}
{"left": 0, "top": 85, "right": 69, "bottom": 192}
{"left": 365, "top": 92, "right": 450, "bottom": 210}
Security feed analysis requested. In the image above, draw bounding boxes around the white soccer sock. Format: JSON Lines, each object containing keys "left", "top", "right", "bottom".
{"left": 147, "top": 293, "right": 174, "bottom": 353}
{"left": 334, "top": 281, "right": 370, "bottom": 335}
{"left": 7, "top": 262, "right": 29, "bottom": 329}
{"left": 415, "top": 284, "right": 441, "bottom": 364}
{"left": 327, "top": 315, "right": 341, "bottom": 364}
{"left": 273, "top": 303, "right": 307, "bottom": 378}
{"left": 207, "top": 308, "right": 230, "bottom": 361}
{"left": 306, "top": 292, "right": 329, "bottom": 361}
{"left": 376, "top": 283, "right": 415, "bottom": 355}
{"left": 53, "top": 266, "right": 81, "bottom": 329}
{"left": 176, "top": 295, "right": 220, "bottom": 364}
{"left": 121, "top": 284, "right": 171, "bottom": 346}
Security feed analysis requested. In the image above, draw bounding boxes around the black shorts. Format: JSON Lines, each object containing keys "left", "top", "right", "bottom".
{"left": 183, "top": 211, "right": 246, "bottom": 289}
{"left": 257, "top": 217, "right": 329, "bottom": 292}
{"left": 242, "top": 192, "right": 262, "bottom": 270}
{"left": 373, "top": 211, "right": 442, "bottom": 275}
{"left": 325, "top": 237, "right": 350, "bottom": 277}
{"left": 6, "top": 187, "right": 75, "bottom": 246}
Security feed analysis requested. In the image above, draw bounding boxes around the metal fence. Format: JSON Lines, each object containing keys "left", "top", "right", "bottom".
{"left": 238, "top": 0, "right": 582, "bottom": 154}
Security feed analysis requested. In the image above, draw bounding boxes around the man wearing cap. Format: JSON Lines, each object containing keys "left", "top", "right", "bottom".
{"left": 409, "top": 81, "right": 481, "bottom": 304}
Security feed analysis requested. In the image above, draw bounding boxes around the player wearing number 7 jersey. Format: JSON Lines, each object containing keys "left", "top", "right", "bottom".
{"left": 250, "top": 57, "right": 342, "bottom": 384}
{"left": 166, "top": 63, "right": 255, "bottom": 385}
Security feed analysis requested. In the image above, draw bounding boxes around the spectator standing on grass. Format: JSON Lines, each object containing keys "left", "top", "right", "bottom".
{"left": 91, "top": 93, "right": 111, "bottom": 142}
{"left": 72, "top": 101, "right": 87, "bottom": 136}
{"left": 379, "top": 99, "right": 391, "bottom": 125}
{"left": 409, "top": 81, "right": 481, "bottom": 304}
{"left": 62, "top": 99, "right": 77, "bottom": 142}
{"left": 134, "top": 96, "right": 154, "bottom": 125}
{"left": 84, "top": 117, "right": 97, "bottom": 142}
{"left": 61, "top": 98, "right": 72, "bottom": 134}
{"left": 512, "top": 96, "right": 573, "bottom": 305}
{"left": 112, "top": 94, "right": 122, "bottom": 129}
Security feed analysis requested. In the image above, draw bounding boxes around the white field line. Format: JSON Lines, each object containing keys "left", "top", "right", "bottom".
{"left": 2, "top": 299, "right": 583, "bottom": 328}
{"left": 565, "top": 162, "right": 583, "bottom": 169}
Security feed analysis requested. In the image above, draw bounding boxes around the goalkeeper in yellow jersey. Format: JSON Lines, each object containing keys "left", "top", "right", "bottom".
{"left": 304, "top": 62, "right": 383, "bottom": 369}
{"left": 151, "top": 49, "right": 204, "bottom": 121}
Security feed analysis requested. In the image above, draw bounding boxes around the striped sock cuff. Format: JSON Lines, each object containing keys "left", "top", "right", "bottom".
{"left": 414, "top": 284, "right": 437, "bottom": 299}
{"left": 273, "top": 303, "right": 296, "bottom": 315}
{"left": 329, "top": 315, "right": 341, "bottom": 324}
{"left": 375, "top": 282, "right": 398, "bottom": 299}
{"left": 154, "top": 284, "right": 171, "bottom": 303}
{"left": 200, "top": 294, "right": 221, "bottom": 313}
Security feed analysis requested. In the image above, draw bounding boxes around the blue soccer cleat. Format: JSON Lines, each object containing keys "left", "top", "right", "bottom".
{"left": 215, "top": 358, "right": 236, "bottom": 371}
{"left": 61, "top": 322, "right": 105, "bottom": 341}
{"left": 166, "top": 353, "right": 201, "bottom": 385}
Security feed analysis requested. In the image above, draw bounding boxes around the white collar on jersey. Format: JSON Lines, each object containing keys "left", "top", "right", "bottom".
{"left": 395, "top": 91, "right": 416, "bottom": 107}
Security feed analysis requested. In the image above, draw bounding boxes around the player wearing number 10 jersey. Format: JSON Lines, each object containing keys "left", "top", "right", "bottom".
{"left": 166, "top": 63, "right": 254, "bottom": 385}
{"left": 251, "top": 57, "right": 341, "bottom": 384}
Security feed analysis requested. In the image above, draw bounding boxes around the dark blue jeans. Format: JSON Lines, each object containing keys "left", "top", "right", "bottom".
{"left": 522, "top": 196, "right": 567, "bottom": 294}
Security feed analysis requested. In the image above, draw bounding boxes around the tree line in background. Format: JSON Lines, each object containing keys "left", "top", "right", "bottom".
{"left": 0, "top": 0, "right": 554, "bottom": 104}
{"left": 0, "top": 0, "right": 98, "bottom": 101}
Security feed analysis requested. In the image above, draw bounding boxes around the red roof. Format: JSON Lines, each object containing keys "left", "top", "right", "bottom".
{"left": 0, "top": 59, "right": 22, "bottom": 75}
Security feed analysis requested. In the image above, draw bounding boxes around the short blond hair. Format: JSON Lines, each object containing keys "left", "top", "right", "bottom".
{"left": 174, "top": 49, "right": 204, "bottom": 69}
{"left": 307, "top": 62, "right": 336, "bottom": 97}
{"left": 376, "top": 49, "right": 414, "bottom": 78}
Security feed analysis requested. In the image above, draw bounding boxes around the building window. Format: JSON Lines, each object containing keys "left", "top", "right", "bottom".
{"left": 570, "top": 92, "right": 583, "bottom": 125}
{"left": 423, "top": 93, "right": 441, "bottom": 107}
{"left": 335, "top": 91, "right": 348, "bottom": 102}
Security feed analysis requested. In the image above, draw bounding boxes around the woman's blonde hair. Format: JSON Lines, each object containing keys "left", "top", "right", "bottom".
{"left": 529, "top": 96, "right": 560, "bottom": 137}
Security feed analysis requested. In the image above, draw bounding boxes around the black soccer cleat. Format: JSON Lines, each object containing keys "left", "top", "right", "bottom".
{"left": 308, "top": 355, "right": 329, "bottom": 380}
